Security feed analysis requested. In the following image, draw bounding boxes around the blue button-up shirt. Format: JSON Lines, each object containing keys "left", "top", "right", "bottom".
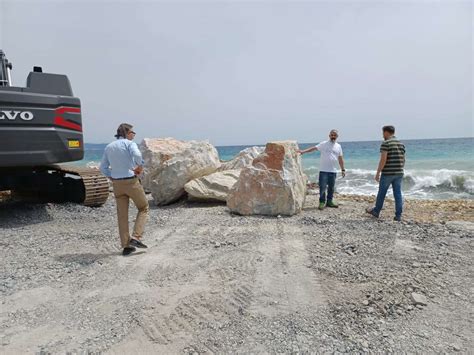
{"left": 100, "top": 138, "right": 144, "bottom": 179}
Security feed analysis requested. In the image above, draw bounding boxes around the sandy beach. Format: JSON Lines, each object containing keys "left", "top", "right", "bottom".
{"left": 0, "top": 193, "right": 472, "bottom": 354}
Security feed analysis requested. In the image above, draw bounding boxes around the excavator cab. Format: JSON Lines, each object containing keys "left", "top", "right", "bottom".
{"left": 0, "top": 50, "right": 108, "bottom": 206}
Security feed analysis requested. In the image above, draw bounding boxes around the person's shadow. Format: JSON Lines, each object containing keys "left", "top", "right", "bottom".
{"left": 55, "top": 252, "right": 117, "bottom": 265}
{"left": 55, "top": 250, "right": 147, "bottom": 265}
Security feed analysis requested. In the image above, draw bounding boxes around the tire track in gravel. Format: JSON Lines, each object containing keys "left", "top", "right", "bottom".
{"left": 208, "top": 248, "right": 260, "bottom": 283}
{"left": 138, "top": 261, "right": 257, "bottom": 351}
{"left": 111, "top": 213, "right": 327, "bottom": 353}
{"left": 83, "top": 209, "right": 189, "bottom": 301}
{"left": 108, "top": 207, "right": 223, "bottom": 353}
{"left": 251, "top": 219, "right": 327, "bottom": 316}
{"left": 108, "top": 213, "right": 267, "bottom": 354}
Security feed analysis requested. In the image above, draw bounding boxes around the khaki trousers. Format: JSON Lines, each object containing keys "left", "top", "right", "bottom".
{"left": 112, "top": 177, "right": 149, "bottom": 248}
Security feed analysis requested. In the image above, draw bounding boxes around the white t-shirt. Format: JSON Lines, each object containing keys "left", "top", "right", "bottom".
{"left": 316, "top": 141, "right": 343, "bottom": 173}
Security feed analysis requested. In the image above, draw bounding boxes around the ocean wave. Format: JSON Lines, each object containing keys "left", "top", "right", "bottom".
{"left": 86, "top": 161, "right": 100, "bottom": 169}
{"left": 305, "top": 168, "right": 474, "bottom": 199}
{"left": 403, "top": 169, "right": 473, "bottom": 193}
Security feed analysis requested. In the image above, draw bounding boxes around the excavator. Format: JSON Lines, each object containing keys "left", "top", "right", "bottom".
{"left": 0, "top": 49, "right": 109, "bottom": 206}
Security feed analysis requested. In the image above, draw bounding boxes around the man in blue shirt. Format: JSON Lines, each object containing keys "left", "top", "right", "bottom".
{"left": 100, "top": 123, "right": 149, "bottom": 256}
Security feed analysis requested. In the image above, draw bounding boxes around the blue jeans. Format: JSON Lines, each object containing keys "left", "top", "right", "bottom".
{"left": 319, "top": 171, "right": 337, "bottom": 203}
{"left": 373, "top": 174, "right": 403, "bottom": 218}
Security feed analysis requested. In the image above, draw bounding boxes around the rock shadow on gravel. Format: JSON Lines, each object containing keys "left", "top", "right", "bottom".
{"left": 186, "top": 200, "right": 226, "bottom": 208}
{"left": 147, "top": 196, "right": 187, "bottom": 210}
{"left": 148, "top": 197, "right": 226, "bottom": 210}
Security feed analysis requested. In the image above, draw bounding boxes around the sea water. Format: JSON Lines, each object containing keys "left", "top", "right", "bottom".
{"left": 82, "top": 137, "right": 473, "bottom": 200}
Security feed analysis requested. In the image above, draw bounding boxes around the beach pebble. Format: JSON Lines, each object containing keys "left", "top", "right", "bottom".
{"left": 451, "top": 344, "right": 461, "bottom": 351}
{"left": 1, "top": 192, "right": 472, "bottom": 354}
{"left": 410, "top": 293, "right": 428, "bottom": 306}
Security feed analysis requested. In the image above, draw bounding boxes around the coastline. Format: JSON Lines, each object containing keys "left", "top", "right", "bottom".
{"left": 336, "top": 194, "right": 474, "bottom": 223}
{"left": 0, "top": 189, "right": 474, "bottom": 223}
{"left": 1, "top": 193, "right": 473, "bottom": 353}
{"left": 1, "top": 190, "right": 473, "bottom": 222}
{"left": 82, "top": 137, "right": 474, "bottom": 201}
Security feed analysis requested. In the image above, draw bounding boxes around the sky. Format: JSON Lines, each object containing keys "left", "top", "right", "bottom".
{"left": 0, "top": 0, "right": 472, "bottom": 145}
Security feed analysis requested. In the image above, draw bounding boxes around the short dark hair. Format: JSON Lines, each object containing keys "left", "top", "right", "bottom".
{"left": 115, "top": 123, "right": 133, "bottom": 139}
{"left": 382, "top": 125, "right": 395, "bottom": 134}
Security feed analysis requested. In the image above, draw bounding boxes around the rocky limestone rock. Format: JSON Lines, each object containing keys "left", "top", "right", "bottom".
{"left": 219, "top": 146, "right": 264, "bottom": 171}
{"left": 227, "top": 141, "right": 307, "bottom": 216}
{"left": 184, "top": 170, "right": 241, "bottom": 202}
{"left": 140, "top": 138, "right": 220, "bottom": 205}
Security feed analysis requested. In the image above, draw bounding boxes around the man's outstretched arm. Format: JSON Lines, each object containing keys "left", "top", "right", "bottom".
{"left": 298, "top": 146, "right": 318, "bottom": 155}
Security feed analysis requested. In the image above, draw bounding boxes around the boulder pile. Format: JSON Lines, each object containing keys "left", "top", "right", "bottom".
{"left": 140, "top": 138, "right": 307, "bottom": 215}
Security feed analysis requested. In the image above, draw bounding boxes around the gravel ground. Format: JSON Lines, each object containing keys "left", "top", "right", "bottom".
{"left": 0, "top": 194, "right": 473, "bottom": 354}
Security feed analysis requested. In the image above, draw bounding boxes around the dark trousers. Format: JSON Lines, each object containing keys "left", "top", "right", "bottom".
{"left": 319, "top": 171, "right": 337, "bottom": 203}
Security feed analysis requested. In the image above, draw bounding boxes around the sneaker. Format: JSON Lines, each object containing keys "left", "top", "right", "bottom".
{"left": 122, "top": 247, "right": 136, "bottom": 256}
{"left": 130, "top": 238, "right": 148, "bottom": 249}
{"left": 318, "top": 202, "right": 326, "bottom": 210}
{"left": 366, "top": 207, "right": 379, "bottom": 218}
{"left": 327, "top": 201, "right": 339, "bottom": 208}
{"left": 394, "top": 216, "right": 402, "bottom": 222}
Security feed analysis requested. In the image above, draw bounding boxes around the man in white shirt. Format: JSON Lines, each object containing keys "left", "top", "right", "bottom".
{"left": 298, "top": 129, "right": 346, "bottom": 210}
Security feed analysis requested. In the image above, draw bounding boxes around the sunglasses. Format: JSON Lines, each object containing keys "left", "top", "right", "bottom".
{"left": 130, "top": 131, "right": 136, "bottom": 135}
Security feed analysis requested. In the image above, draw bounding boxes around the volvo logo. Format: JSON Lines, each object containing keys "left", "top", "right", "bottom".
{"left": 0, "top": 110, "right": 34, "bottom": 121}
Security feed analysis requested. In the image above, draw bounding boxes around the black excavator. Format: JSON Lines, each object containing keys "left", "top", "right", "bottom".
{"left": 0, "top": 49, "right": 109, "bottom": 206}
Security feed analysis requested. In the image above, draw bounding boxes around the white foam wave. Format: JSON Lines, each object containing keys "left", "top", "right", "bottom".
{"left": 405, "top": 169, "right": 473, "bottom": 193}
{"left": 86, "top": 161, "right": 100, "bottom": 169}
{"left": 304, "top": 168, "right": 473, "bottom": 199}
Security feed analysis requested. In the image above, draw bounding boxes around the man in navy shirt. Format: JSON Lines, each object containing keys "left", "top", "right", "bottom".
{"left": 100, "top": 123, "right": 149, "bottom": 256}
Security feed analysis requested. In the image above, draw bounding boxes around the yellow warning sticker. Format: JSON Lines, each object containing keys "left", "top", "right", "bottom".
{"left": 68, "top": 140, "right": 81, "bottom": 148}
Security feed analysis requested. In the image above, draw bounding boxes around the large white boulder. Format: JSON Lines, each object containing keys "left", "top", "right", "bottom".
{"left": 184, "top": 170, "right": 240, "bottom": 202}
{"left": 227, "top": 141, "right": 307, "bottom": 216}
{"left": 140, "top": 138, "right": 220, "bottom": 205}
{"left": 219, "top": 146, "right": 264, "bottom": 171}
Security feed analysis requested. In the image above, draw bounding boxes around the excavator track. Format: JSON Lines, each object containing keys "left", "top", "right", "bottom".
{"left": 50, "top": 165, "right": 110, "bottom": 206}
{"left": 3, "top": 165, "right": 110, "bottom": 206}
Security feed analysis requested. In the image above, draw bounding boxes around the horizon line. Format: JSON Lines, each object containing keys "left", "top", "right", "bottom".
{"left": 84, "top": 136, "right": 474, "bottom": 147}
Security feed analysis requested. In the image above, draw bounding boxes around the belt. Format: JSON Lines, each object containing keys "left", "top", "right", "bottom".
{"left": 112, "top": 176, "right": 136, "bottom": 181}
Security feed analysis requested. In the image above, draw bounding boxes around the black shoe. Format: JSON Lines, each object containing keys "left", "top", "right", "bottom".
{"left": 122, "top": 247, "right": 136, "bottom": 256}
{"left": 394, "top": 216, "right": 402, "bottom": 222}
{"left": 130, "top": 238, "right": 148, "bottom": 249}
{"left": 366, "top": 207, "right": 379, "bottom": 218}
